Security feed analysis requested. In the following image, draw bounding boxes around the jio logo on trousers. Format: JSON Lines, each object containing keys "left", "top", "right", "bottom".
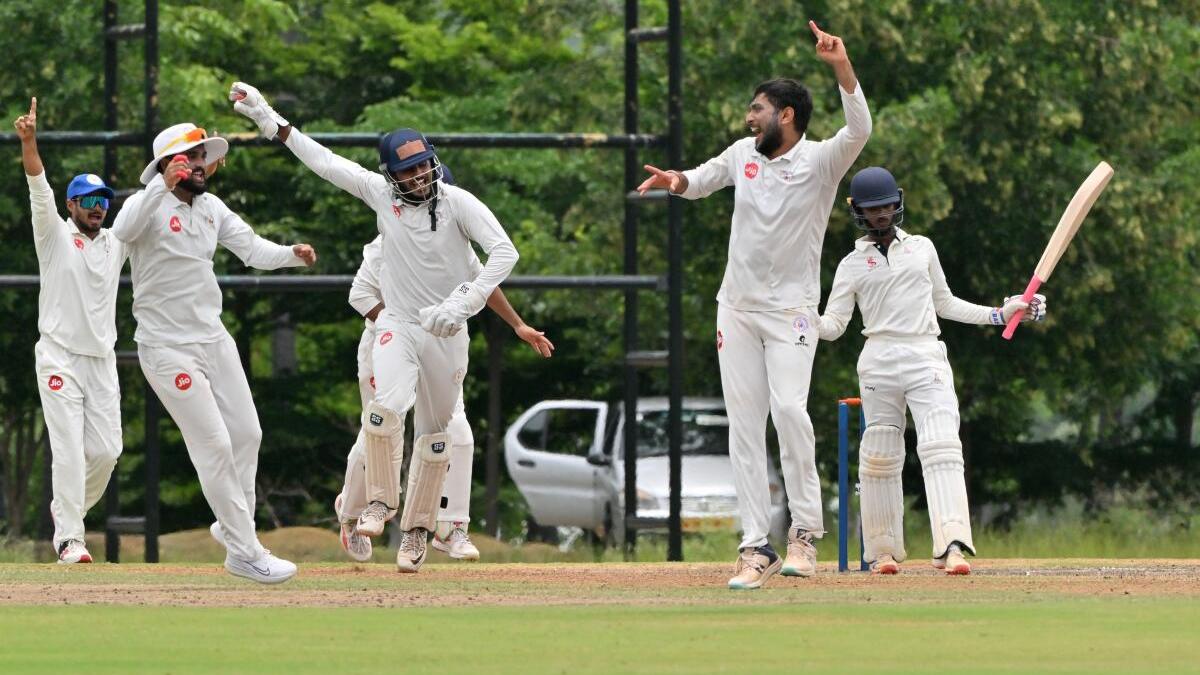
{"left": 175, "top": 373, "right": 192, "bottom": 390}
{"left": 48, "top": 375, "right": 64, "bottom": 391}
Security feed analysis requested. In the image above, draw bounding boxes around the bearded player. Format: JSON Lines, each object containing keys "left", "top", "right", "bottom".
{"left": 818, "top": 166, "right": 1047, "bottom": 575}
{"left": 638, "top": 21, "right": 871, "bottom": 589}
{"left": 231, "top": 81, "right": 518, "bottom": 572}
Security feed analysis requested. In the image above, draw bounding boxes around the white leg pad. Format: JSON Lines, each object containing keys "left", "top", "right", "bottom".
{"left": 363, "top": 401, "right": 403, "bottom": 511}
{"left": 915, "top": 408, "right": 975, "bottom": 558}
{"left": 858, "top": 424, "right": 907, "bottom": 563}
{"left": 399, "top": 432, "right": 451, "bottom": 531}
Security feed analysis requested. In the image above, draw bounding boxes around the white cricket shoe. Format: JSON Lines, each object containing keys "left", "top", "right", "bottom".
{"left": 356, "top": 500, "right": 391, "bottom": 537}
{"left": 57, "top": 539, "right": 93, "bottom": 564}
{"left": 872, "top": 553, "right": 900, "bottom": 575}
{"left": 396, "top": 528, "right": 428, "bottom": 573}
{"left": 334, "top": 495, "right": 372, "bottom": 562}
{"left": 225, "top": 551, "right": 297, "bottom": 584}
{"left": 432, "top": 521, "right": 480, "bottom": 561}
{"left": 933, "top": 543, "right": 971, "bottom": 575}
{"left": 209, "top": 521, "right": 226, "bottom": 548}
{"left": 780, "top": 527, "right": 817, "bottom": 577}
{"left": 727, "top": 544, "right": 782, "bottom": 590}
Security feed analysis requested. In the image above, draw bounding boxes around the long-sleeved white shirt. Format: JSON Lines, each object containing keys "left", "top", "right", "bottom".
{"left": 112, "top": 174, "right": 305, "bottom": 345}
{"left": 818, "top": 229, "right": 998, "bottom": 341}
{"left": 349, "top": 235, "right": 483, "bottom": 317}
{"left": 286, "top": 129, "right": 516, "bottom": 322}
{"left": 680, "top": 84, "right": 872, "bottom": 310}
{"left": 27, "top": 172, "right": 127, "bottom": 357}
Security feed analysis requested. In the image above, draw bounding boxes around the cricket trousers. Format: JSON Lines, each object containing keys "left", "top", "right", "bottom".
{"left": 35, "top": 339, "right": 123, "bottom": 551}
{"left": 337, "top": 320, "right": 475, "bottom": 524}
{"left": 137, "top": 335, "right": 265, "bottom": 561}
{"left": 857, "top": 336, "right": 975, "bottom": 560}
{"left": 717, "top": 304, "right": 822, "bottom": 550}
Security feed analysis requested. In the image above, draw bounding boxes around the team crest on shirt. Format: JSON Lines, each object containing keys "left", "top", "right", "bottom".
{"left": 48, "top": 375, "right": 64, "bottom": 391}
{"left": 175, "top": 373, "right": 192, "bottom": 391}
{"left": 379, "top": 331, "right": 394, "bottom": 346}
{"left": 792, "top": 316, "right": 810, "bottom": 333}
{"left": 866, "top": 256, "right": 878, "bottom": 270}
{"left": 169, "top": 216, "right": 183, "bottom": 233}
{"left": 716, "top": 330, "right": 724, "bottom": 351}
{"left": 744, "top": 162, "right": 759, "bottom": 179}
{"left": 392, "top": 204, "right": 402, "bottom": 217}
{"left": 73, "top": 238, "right": 84, "bottom": 250}
{"left": 780, "top": 170, "right": 794, "bottom": 181}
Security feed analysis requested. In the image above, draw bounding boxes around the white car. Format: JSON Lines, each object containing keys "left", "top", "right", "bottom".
{"left": 504, "top": 397, "right": 788, "bottom": 546}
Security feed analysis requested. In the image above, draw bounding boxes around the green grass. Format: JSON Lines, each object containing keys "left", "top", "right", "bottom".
{"left": 1, "top": 600, "right": 1197, "bottom": 674}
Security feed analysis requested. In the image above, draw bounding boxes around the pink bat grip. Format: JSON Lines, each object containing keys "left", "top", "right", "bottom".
{"left": 1002, "top": 275, "right": 1043, "bottom": 340}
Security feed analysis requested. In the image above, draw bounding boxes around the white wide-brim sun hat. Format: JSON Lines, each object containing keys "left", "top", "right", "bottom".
{"left": 139, "top": 122, "right": 230, "bottom": 185}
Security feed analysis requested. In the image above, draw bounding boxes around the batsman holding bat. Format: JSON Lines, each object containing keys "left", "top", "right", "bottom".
{"left": 230, "top": 81, "right": 519, "bottom": 572}
{"left": 639, "top": 21, "right": 870, "bottom": 589}
{"left": 336, "top": 235, "right": 552, "bottom": 563}
{"left": 112, "top": 121, "right": 317, "bottom": 584}
{"left": 818, "top": 166, "right": 1046, "bottom": 575}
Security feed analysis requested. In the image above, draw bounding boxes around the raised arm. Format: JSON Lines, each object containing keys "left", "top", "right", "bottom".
{"left": 15, "top": 98, "right": 43, "bottom": 177}
{"left": 808, "top": 21, "right": 872, "bottom": 185}
{"left": 230, "top": 81, "right": 384, "bottom": 204}
{"left": 15, "top": 97, "right": 59, "bottom": 245}
{"left": 818, "top": 257, "right": 857, "bottom": 340}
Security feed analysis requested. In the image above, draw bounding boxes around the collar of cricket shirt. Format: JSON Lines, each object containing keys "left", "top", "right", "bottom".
{"left": 854, "top": 227, "right": 910, "bottom": 252}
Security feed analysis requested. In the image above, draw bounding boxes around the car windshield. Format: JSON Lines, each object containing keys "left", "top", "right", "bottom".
{"left": 635, "top": 408, "right": 728, "bottom": 457}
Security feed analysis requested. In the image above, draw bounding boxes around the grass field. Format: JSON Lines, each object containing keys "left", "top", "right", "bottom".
{"left": 2, "top": 559, "right": 1198, "bottom": 674}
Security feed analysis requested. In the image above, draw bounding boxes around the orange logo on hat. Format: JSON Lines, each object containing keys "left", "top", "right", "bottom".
{"left": 175, "top": 373, "right": 192, "bottom": 390}
{"left": 48, "top": 375, "right": 64, "bottom": 391}
{"left": 395, "top": 139, "right": 427, "bottom": 161}
{"left": 169, "top": 216, "right": 183, "bottom": 233}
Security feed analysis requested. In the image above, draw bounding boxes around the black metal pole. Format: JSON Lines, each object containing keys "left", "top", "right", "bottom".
{"left": 485, "top": 313, "right": 503, "bottom": 538}
{"left": 144, "top": 383, "right": 161, "bottom": 562}
{"left": 665, "top": 0, "right": 684, "bottom": 562}
{"left": 143, "top": 0, "right": 158, "bottom": 161}
{"left": 622, "top": 0, "right": 641, "bottom": 559}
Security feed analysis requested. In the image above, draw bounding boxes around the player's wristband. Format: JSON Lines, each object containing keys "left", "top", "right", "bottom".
{"left": 989, "top": 308, "right": 1005, "bottom": 326}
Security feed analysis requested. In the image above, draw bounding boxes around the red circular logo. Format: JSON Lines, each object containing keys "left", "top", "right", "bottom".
{"left": 866, "top": 256, "right": 877, "bottom": 270}
{"left": 169, "top": 216, "right": 183, "bottom": 233}
{"left": 379, "top": 331, "right": 393, "bottom": 346}
{"left": 369, "top": 376, "right": 376, "bottom": 390}
{"left": 716, "top": 330, "right": 724, "bottom": 351}
{"left": 175, "top": 373, "right": 192, "bottom": 390}
{"left": 73, "top": 238, "right": 84, "bottom": 250}
{"left": 48, "top": 375, "right": 64, "bottom": 391}
{"left": 744, "top": 162, "right": 759, "bottom": 179}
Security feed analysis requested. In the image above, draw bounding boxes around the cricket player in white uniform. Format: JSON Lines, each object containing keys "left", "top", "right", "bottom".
{"left": 229, "top": 81, "right": 519, "bottom": 572}
{"left": 336, "top": 235, "right": 553, "bottom": 562}
{"left": 638, "top": 21, "right": 871, "bottom": 589}
{"left": 15, "top": 98, "right": 132, "bottom": 564}
{"left": 111, "top": 122, "right": 317, "bottom": 584}
{"left": 818, "top": 166, "right": 1047, "bottom": 575}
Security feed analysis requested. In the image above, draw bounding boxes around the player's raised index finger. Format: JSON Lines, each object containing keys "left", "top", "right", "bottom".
{"left": 808, "top": 20, "right": 823, "bottom": 39}
{"left": 29, "top": 97, "right": 37, "bottom": 116}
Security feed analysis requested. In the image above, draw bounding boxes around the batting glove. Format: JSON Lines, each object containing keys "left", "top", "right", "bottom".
{"left": 419, "top": 282, "right": 488, "bottom": 338}
{"left": 994, "top": 293, "right": 1047, "bottom": 324}
{"left": 229, "top": 81, "right": 288, "bottom": 140}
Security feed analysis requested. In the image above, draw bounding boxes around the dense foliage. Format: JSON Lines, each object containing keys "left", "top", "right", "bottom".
{"left": 1, "top": 1, "right": 1196, "bottom": 540}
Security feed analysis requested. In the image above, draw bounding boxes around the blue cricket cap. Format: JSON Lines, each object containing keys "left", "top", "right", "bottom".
{"left": 378, "top": 128, "right": 437, "bottom": 174}
{"left": 66, "top": 173, "right": 115, "bottom": 200}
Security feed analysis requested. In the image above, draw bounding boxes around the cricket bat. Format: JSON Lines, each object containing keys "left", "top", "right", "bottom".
{"left": 1003, "top": 161, "right": 1114, "bottom": 340}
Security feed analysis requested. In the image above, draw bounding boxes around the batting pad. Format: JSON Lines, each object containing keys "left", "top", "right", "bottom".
{"left": 399, "top": 432, "right": 451, "bottom": 531}
{"left": 915, "top": 408, "right": 975, "bottom": 558}
{"left": 858, "top": 424, "right": 908, "bottom": 562}
{"left": 364, "top": 401, "right": 403, "bottom": 510}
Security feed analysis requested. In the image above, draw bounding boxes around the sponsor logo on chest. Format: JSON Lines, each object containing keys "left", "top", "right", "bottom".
{"left": 379, "top": 331, "right": 394, "bottom": 346}
{"left": 169, "top": 215, "right": 183, "bottom": 233}
{"left": 744, "top": 161, "right": 759, "bottom": 179}
{"left": 73, "top": 238, "right": 84, "bottom": 250}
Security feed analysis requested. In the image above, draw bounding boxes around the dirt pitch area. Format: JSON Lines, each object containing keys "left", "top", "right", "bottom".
{"left": 2, "top": 558, "right": 1197, "bottom": 608}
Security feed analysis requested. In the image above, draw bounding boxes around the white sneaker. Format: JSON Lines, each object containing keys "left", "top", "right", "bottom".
{"left": 727, "top": 545, "right": 782, "bottom": 590}
{"left": 225, "top": 551, "right": 297, "bottom": 584}
{"left": 209, "top": 521, "right": 226, "bottom": 548}
{"left": 396, "top": 528, "right": 428, "bottom": 573}
{"left": 432, "top": 521, "right": 480, "bottom": 561}
{"left": 357, "top": 501, "right": 391, "bottom": 537}
{"left": 57, "top": 539, "right": 93, "bottom": 564}
{"left": 334, "top": 495, "right": 372, "bottom": 562}
{"left": 780, "top": 527, "right": 817, "bottom": 577}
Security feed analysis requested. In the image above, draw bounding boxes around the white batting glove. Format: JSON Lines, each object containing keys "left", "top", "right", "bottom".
{"left": 994, "top": 293, "right": 1047, "bottom": 324}
{"left": 229, "top": 81, "right": 288, "bottom": 139}
{"left": 419, "top": 282, "right": 488, "bottom": 338}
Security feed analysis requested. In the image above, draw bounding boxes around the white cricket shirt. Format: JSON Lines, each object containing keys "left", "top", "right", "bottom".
{"left": 112, "top": 174, "right": 305, "bottom": 345}
{"left": 285, "top": 130, "right": 516, "bottom": 323}
{"left": 818, "top": 228, "right": 995, "bottom": 340}
{"left": 27, "top": 172, "right": 127, "bottom": 357}
{"left": 681, "top": 84, "right": 872, "bottom": 310}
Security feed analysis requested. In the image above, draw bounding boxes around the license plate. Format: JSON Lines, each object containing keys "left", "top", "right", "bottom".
{"left": 681, "top": 516, "right": 737, "bottom": 533}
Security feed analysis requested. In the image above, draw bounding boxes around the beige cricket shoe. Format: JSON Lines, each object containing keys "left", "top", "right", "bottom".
{"left": 727, "top": 545, "right": 782, "bottom": 590}
{"left": 334, "top": 495, "right": 372, "bottom": 563}
{"left": 932, "top": 543, "right": 972, "bottom": 575}
{"left": 356, "top": 500, "right": 391, "bottom": 537}
{"left": 780, "top": 527, "right": 817, "bottom": 577}
{"left": 871, "top": 554, "right": 900, "bottom": 575}
{"left": 432, "top": 521, "right": 480, "bottom": 561}
{"left": 396, "top": 527, "right": 429, "bottom": 573}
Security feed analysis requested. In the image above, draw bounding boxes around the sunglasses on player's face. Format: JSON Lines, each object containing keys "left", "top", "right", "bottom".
{"left": 75, "top": 195, "right": 110, "bottom": 210}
